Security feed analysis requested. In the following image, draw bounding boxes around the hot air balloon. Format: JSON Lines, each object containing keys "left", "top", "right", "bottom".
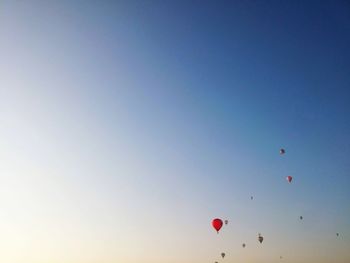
{"left": 258, "top": 233, "right": 264, "bottom": 243}
{"left": 221, "top": 252, "right": 225, "bottom": 258}
{"left": 212, "top": 218, "right": 223, "bottom": 233}
{"left": 280, "top": 148, "right": 285, "bottom": 155}
{"left": 251, "top": 196, "right": 253, "bottom": 200}
{"left": 242, "top": 243, "right": 246, "bottom": 248}
{"left": 224, "top": 220, "right": 228, "bottom": 225}
{"left": 336, "top": 233, "right": 339, "bottom": 237}
{"left": 300, "top": 216, "right": 303, "bottom": 220}
{"left": 286, "top": 176, "right": 293, "bottom": 183}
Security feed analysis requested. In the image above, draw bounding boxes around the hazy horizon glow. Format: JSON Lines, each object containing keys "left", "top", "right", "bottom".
{"left": 1, "top": 1, "right": 349, "bottom": 262}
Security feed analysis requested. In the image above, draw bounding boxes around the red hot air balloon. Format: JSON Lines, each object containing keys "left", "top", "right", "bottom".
{"left": 212, "top": 218, "right": 223, "bottom": 233}
{"left": 286, "top": 176, "right": 293, "bottom": 183}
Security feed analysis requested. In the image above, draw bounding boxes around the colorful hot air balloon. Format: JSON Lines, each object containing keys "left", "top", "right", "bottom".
{"left": 221, "top": 252, "right": 225, "bottom": 258}
{"left": 280, "top": 148, "right": 285, "bottom": 155}
{"left": 258, "top": 233, "right": 264, "bottom": 243}
{"left": 224, "top": 220, "right": 228, "bottom": 225}
{"left": 212, "top": 218, "right": 223, "bottom": 233}
{"left": 286, "top": 176, "right": 293, "bottom": 183}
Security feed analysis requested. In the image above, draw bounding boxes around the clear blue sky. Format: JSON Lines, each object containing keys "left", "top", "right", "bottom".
{"left": 1, "top": 1, "right": 349, "bottom": 262}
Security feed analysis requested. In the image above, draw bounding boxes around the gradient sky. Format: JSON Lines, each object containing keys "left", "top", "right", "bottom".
{"left": 1, "top": 1, "right": 350, "bottom": 263}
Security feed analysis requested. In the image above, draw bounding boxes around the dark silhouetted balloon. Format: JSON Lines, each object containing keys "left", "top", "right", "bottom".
{"left": 280, "top": 149, "right": 285, "bottom": 155}
{"left": 224, "top": 220, "right": 228, "bottom": 225}
{"left": 221, "top": 252, "right": 225, "bottom": 258}
{"left": 242, "top": 243, "right": 246, "bottom": 248}
{"left": 258, "top": 233, "right": 264, "bottom": 243}
{"left": 212, "top": 218, "right": 223, "bottom": 233}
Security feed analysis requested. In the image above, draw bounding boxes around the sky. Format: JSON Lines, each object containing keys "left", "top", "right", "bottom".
{"left": 0, "top": 0, "right": 350, "bottom": 262}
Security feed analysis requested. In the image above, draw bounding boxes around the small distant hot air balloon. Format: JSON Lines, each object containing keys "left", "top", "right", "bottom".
{"left": 221, "top": 252, "right": 225, "bottom": 258}
{"left": 212, "top": 218, "right": 223, "bottom": 233}
{"left": 286, "top": 176, "right": 293, "bottom": 183}
{"left": 258, "top": 233, "right": 264, "bottom": 243}
{"left": 336, "top": 233, "right": 339, "bottom": 237}
{"left": 280, "top": 148, "right": 285, "bottom": 155}
{"left": 251, "top": 196, "right": 253, "bottom": 200}
{"left": 242, "top": 243, "right": 246, "bottom": 248}
{"left": 300, "top": 216, "right": 303, "bottom": 220}
{"left": 224, "top": 219, "right": 228, "bottom": 225}
{"left": 280, "top": 256, "right": 283, "bottom": 259}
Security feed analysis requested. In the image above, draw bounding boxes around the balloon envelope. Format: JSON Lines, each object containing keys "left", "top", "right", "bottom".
{"left": 221, "top": 253, "right": 225, "bottom": 258}
{"left": 286, "top": 176, "right": 293, "bottom": 183}
{"left": 258, "top": 234, "right": 264, "bottom": 243}
{"left": 280, "top": 148, "right": 285, "bottom": 154}
{"left": 212, "top": 218, "right": 223, "bottom": 233}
